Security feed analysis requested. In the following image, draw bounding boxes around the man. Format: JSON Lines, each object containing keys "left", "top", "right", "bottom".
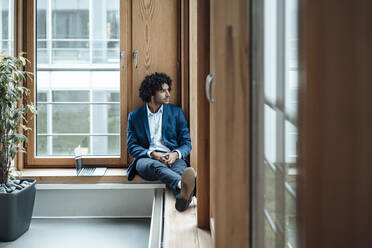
{"left": 126, "top": 72, "right": 196, "bottom": 211}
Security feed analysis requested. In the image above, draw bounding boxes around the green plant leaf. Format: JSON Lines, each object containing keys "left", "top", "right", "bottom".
{"left": 0, "top": 53, "right": 35, "bottom": 183}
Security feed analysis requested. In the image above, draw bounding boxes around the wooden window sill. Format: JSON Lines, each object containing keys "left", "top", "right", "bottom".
{"left": 20, "top": 168, "right": 162, "bottom": 184}
{"left": 163, "top": 189, "right": 212, "bottom": 247}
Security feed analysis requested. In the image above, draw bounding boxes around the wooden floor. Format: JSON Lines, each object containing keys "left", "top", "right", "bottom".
{"left": 163, "top": 189, "right": 212, "bottom": 248}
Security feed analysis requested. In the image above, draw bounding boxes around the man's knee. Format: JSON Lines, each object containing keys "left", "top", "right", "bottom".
{"left": 173, "top": 159, "right": 187, "bottom": 168}
{"left": 136, "top": 158, "right": 168, "bottom": 178}
{"left": 137, "top": 158, "right": 166, "bottom": 174}
{"left": 148, "top": 160, "right": 168, "bottom": 174}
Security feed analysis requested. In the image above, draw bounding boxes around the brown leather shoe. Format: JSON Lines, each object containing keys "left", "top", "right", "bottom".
{"left": 175, "top": 167, "right": 196, "bottom": 211}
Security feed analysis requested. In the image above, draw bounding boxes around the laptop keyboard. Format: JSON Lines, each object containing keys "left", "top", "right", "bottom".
{"left": 80, "top": 167, "right": 95, "bottom": 176}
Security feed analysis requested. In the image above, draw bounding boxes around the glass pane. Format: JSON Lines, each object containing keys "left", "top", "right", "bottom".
{"left": 92, "top": 135, "right": 120, "bottom": 155}
{"left": 53, "top": 136, "right": 89, "bottom": 156}
{"left": 286, "top": 0, "right": 298, "bottom": 69}
{"left": 52, "top": 2, "right": 89, "bottom": 39}
{"left": 91, "top": 0, "right": 119, "bottom": 64}
{"left": 52, "top": 104, "right": 90, "bottom": 133}
{"left": 52, "top": 41, "right": 90, "bottom": 64}
{"left": 285, "top": 1, "right": 298, "bottom": 247}
{"left": 285, "top": 70, "right": 298, "bottom": 117}
{"left": 36, "top": 135, "right": 48, "bottom": 156}
{"left": 254, "top": 0, "right": 299, "bottom": 247}
{"left": 285, "top": 121, "right": 297, "bottom": 190}
{"left": 52, "top": 90, "right": 89, "bottom": 102}
{"left": 36, "top": 0, "right": 48, "bottom": 63}
{"left": 285, "top": 0, "right": 299, "bottom": 117}
{"left": 92, "top": 90, "right": 120, "bottom": 102}
{"left": 0, "top": 0, "right": 14, "bottom": 56}
{"left": 265, "top": 161, "right": 276, "bottom": 223}
{"left": 264, "top": 0, "right": 277, "bottom": 103}
{"left": 285, "top": 121, "right": 297, "bottom": 163}
{"left": 286, "top": 191, "right": 297, "bottom": 247}
{"left": 92, "top": 41, "right": 119, "bottom": 64}
{"left": 37, "top": 91, "right": 48, "bottom": 102}
{"left": 36, "top": 0, "right": 120, "bottom": 156}
{"left": 265, "top": 218, "right": 276, "bottom": 248}
{"left": 36, "top": 103, "right": 48, "bottom": 134}
{"left": 264, "top": 105, "right": 277, "bottom": 163}
{"left": 92, "top": 104, "right": 120, "bottom": 133}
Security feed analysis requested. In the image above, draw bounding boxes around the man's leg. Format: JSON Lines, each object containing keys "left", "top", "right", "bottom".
{"left": 169, "top": 159, "right": 187, "bottom": 176}
{"left": 136, "top": 158, "right": 181, "bottom": 197}
{"left": 175, "top": 167, "right": 196, "bottom": 212}
{"left": 171, "top": 159, "right": 197, "bottom": 197}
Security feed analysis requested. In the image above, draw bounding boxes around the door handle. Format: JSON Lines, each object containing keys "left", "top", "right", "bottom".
{"left": 206, "top": 74, "right": 215, "bottom": 103}
{"left": 120, "top": 51, "right": 125, "bottom": 69}
{"left": 133, "top": 50, "right": 139, "bottom": 68}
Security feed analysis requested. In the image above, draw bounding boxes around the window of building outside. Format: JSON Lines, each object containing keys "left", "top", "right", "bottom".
{"left": 0, "top": 0, "right": 14, "bottom": 56}
{"left": 35, "top": 0, "right": 120, "bottom": 157}
{"left": 254, "top": 0, "right": 298, "bottom": 247}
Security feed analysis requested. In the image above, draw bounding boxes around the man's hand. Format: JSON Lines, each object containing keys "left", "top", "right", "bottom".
{"left": 150, "top": 152, "right": 167, "bottom": 162}
{"left": 162, "top": 152, "right": 178, "bottom": 167}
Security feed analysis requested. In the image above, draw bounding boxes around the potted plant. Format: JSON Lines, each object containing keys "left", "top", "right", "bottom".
{"left": 0, "top": 53, "right": 37, "bottom": 242}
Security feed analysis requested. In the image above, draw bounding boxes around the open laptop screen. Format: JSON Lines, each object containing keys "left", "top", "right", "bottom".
{"left": 75, "top": 155, "right": 83, "bottom": 175}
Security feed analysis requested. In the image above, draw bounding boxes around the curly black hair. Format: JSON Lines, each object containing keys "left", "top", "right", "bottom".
{"left": 139, "top": 72, "right": 172, "bottom": 102}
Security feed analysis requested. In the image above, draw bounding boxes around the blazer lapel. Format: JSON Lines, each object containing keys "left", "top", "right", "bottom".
{"left": 162, "top": 104, "right": 168, "bottom": 142}
{"left": 142, "top": 105, "right": 151, "bottom": 144}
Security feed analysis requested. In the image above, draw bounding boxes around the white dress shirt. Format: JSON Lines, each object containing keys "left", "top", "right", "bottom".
{"left": 146, "top": 104, "right": 181, "bottom": 159}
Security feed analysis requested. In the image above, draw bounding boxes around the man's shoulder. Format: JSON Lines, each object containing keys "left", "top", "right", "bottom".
{"left": 129, "top": 105, "right": 146, "bottom": 119}
{"left": 165, "top": 104, "right": 182, "bottom": 113}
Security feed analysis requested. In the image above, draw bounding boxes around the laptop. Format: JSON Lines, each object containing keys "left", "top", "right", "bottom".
{"left": 74, "top": 146, "right": 107, "bottom": 176}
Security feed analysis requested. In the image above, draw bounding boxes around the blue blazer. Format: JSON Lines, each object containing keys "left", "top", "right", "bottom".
{"left": 126, "top": 104, "right": 191, "bottom": 180}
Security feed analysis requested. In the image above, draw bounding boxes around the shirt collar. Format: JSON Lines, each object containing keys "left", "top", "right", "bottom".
{"left": 146, "top": 104, "right": 163, "bottom": 116}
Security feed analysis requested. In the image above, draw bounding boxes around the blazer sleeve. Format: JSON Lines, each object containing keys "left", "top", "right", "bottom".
{"left": 127, "top": 112, "right": 150, "bottom": 159}
{"left": 175, "top": 108, "right": 192, "bottom": 158}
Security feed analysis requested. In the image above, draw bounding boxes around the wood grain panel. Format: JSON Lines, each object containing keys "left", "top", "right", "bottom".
{"left": 131, "top": 0, "right": 179, "bottom": 111}
{"left": 298, "top": 0, "right": 372, "bottom": 247}
{"left": 209, "top": 0, "right": 215, "bottom": 228}
{"left": 120, "top": 0, "right": 130, "bottom": 166}
{"left": 163, "top": 189, "right": 212, "bottom": 248}
{"left": 14, "top": 0, "right": 24, "bottom": 170}
{"left": 211, "top": 0, "right": 250, "bottom": 247}
{"left": 23, "top": 0, "right": 36, "bottom": 167}
{"left": 181, "top": 0, "right": 190, "bottom": 120}
{"left": 189, "top": 0, "right": 210, "bottom": 229}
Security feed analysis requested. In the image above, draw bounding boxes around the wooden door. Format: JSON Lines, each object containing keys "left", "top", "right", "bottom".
{"left": 209, "top": 0, "right": 216, "bottom": 239}
{"left": 131, "top": 0, "right": 179, "bottom": 111}
{"left": 298, "top": 0, "right": 372, "bottom": 247}
{"left": 209, "top": 0, "right": 250, "bottom": 247}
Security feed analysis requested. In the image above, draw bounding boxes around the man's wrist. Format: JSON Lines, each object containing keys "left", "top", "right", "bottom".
{"left": 173, "top": 151, "right": 178, "bottom": 158}
{"left": 174, "top": 150, "right": 182, "bottom": 159}
{"left": 148, "top": 150, "right": 154, "bottom": 158}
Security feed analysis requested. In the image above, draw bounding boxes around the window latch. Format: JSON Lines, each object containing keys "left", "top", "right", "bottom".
{"left": 133, "top": 50, "right": 139, "bottom": 68}
{"left": 120, "top": 51, "right": 125, "bottom": 69}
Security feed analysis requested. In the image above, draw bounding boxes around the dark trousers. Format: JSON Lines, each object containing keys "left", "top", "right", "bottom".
{"left": 136, "top": 158, "right": 187, "bottom": 197}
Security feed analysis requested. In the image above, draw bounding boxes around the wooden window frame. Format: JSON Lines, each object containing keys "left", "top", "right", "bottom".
{"left": 17, "top": 0, "right": 189, "bottom": 169}
{"left": 21, "top": 0, "right": 130, "bottom": 168}
{"left": 252, "top": 0, "right": 299, "bottom": 247}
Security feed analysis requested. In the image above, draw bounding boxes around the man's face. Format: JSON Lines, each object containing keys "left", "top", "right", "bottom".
{"left": 153, "top": 83, "right": 171, "bottom": 105}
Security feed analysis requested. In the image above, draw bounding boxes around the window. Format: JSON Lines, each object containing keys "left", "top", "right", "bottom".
{"left": 22, "top": 0, "right": 182, "bottom": 167}
{"left": 35, "top": 0, "right": 120, "bottom": 157}
{"left": 253, "top": 0, "right": 298, "bottom": 247}
{"left": 21, "top": 0, "right": 126, "bottom": 167}
{"left": 0, "top": 0, "right": 14, "bottom": 56}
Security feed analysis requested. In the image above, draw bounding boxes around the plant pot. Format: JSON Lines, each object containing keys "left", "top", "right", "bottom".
{"left": 0, "top": 179, "right": 36, "bottom": 242}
